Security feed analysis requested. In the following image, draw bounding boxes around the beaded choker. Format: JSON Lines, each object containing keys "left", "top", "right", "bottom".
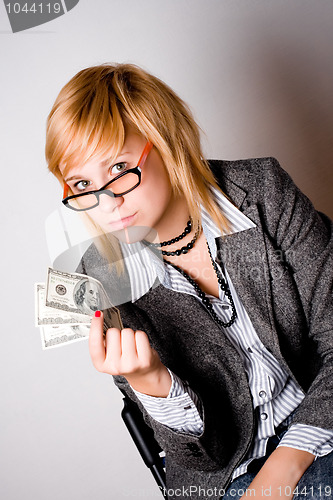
{"left": 145, "top": 217, "right": 201, "bottom": 256}
{"left": 149, "top": 217, "right": 193, "bottom": 247}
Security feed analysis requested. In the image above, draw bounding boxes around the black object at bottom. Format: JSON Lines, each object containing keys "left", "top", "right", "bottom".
{"left": 121, "top": 393, "right": 167, "bottom": 498}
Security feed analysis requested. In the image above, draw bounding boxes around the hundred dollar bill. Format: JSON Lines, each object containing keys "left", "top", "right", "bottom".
{"left": 35, "top": 283, "right": 91, "bottom": 326}
{"left": 36, "top": 267, "right": 123, "bottom": 349}
{"left": 39, "top": 307, "right": 123, "bottom": 350}
{"left": 45, "top": 267, "right": 112, "bottom": 315}
{"left": 40, "top": 324, "right": 91, "bottom": 349}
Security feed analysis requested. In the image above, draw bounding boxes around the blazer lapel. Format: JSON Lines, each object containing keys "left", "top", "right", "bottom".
{"left": 216, "top": 203, "right": 281, "bottom": 355}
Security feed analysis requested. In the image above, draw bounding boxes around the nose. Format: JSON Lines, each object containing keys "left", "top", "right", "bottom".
{"left": 98, "top": 191, "right": 124, "bottom": 213}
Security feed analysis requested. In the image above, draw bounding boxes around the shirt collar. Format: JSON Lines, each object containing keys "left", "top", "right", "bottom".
{"left": 120, "top": 187, "right": 256, "bottom": 302}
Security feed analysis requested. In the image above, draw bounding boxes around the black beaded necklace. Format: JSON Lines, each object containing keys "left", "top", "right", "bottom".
{"left": 164, "top": 241, "right": 237, "bottom": 328}
{"left": 145, "top": 217, "right": 201, "bottom": 257}
{"left": 149, "top": 217, "right": 193, "bottom": 247}
{"left": 161, "top": 223, "right": 201, "bottom": 256}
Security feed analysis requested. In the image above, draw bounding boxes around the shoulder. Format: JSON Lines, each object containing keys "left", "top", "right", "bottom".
{"left": 209, "top": 158, "right": 331, "bottom": 262}
{"left": 207, "top": 157, "right": 303, "bottom": 218}
{"left": 208, "top": 157, "right": 292, "bottom": 196}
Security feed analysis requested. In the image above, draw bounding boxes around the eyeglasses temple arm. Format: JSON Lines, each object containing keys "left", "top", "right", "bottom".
{"left": 63, "top": 184, "right": 69, "bottom": 199}
{"left": 138, "top": 141, "right": 153, "bottom": 168}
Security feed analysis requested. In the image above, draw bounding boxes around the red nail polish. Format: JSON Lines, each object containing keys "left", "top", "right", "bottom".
{"left": 95, "top": 310, "right": 101, "bottom": 318}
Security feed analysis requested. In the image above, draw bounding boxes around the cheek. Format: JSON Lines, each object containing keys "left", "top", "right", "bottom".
{"left": 84, "top": 206, "right": 117, "bottom": 229}
{"left": 143, "top": 168, "right": 172, "bottom": 210}
{"left": 152, "top": 183, "right": 172, "bottom": 215}
{"left": 84, "top": 211, "right": 105, "bottom": 233}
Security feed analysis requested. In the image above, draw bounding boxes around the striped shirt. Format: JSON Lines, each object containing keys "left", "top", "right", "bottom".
{"left": 119, "top": 187, "right": 333, "bottom": 479}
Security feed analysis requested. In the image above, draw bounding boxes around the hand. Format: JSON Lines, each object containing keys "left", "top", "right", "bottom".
{"left": 89, "top": 311, "right": 172, "bottom": 397}
{"left": 240, "top": 447, "right": 315, "bottom": 500}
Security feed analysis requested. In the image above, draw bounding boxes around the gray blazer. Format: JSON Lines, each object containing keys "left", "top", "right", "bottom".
{"left": 78, "top": 158, "right": 332, "bottom": 498}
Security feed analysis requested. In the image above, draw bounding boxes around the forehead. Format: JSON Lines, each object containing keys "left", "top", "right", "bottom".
{"left": 58, "top": 117, "right": 128, "bottom": 179}
{"left": 61, "top": 151, "right": 118, "bottom": 180}
{"left": 62, "top": 156, "right": 113, "bottom": 181}
{"left": 60, "top": 128, "right": 145, "bottom": 180}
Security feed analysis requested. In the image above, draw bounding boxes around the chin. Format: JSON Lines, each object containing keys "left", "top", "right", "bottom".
{"left": 109, "top": 225, "right": 158, "bottom": 244}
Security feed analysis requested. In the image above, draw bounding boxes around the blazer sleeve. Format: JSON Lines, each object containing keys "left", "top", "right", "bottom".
{"left": 255, "top": 157, "right": 333, "bottom": 430}
{"left": 113, "top": 373, "right": 225, "bottom": 471}
{"left": 111, "top": 300, "right": 224, "bottom": 472}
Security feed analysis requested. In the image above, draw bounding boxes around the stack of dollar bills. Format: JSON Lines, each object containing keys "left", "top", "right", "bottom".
{"left": 35, "top": 267, "right": 122, "bottom": 349}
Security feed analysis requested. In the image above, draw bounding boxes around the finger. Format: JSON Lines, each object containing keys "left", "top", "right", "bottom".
{"left": 134, "top": 330, "right": 153, "bottom": 365}
{"left": 89, "top": 310, "right": 106, "bottom": 371}
{"left": 121, "top": 328, "right": 138, "bottom": 361}
{"left": 105, "top": 327, "right": 122, "bottom": 363}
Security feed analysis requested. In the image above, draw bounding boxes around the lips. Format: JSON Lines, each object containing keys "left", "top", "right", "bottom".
{"left": 108, "top": 213, "right": 137, "bottom": 229}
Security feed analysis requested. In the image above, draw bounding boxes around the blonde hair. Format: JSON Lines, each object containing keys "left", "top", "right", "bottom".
{"left": 46, "top": 63, "right": 229, "bottom": 272}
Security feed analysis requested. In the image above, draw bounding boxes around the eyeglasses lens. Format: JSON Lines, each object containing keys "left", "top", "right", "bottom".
{"left": 67, "top": 193, "right": 98, "bottom": 211}
{"left": 66, "top": 171, "right": 140, "bottom": 210}
{"left": 110, "top": 172, "right": 140, "bottom": 195}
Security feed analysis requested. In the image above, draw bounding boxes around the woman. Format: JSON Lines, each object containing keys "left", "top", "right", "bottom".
{"left": 45, "top": 63, "right": 332, "bottom": 499}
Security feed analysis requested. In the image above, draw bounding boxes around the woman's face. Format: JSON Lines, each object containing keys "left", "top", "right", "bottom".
{"left": 61, "top": 128, "right": 175, "bottom": 242}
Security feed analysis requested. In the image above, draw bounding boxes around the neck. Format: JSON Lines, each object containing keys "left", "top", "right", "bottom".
{"left": 147, "top": 193, "right": 191, "bottom": 245}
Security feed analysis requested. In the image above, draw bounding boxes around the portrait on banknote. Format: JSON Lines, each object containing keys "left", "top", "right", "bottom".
{"left": 73, "top": 279, "right": 101, "bottom": 315}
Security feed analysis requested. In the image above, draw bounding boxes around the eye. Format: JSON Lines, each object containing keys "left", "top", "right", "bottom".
{"left": 110, "top": 162, "right": 128, "bottom": 175}
{"left": 73, "top": 180, "right": 91, "bottom": 192}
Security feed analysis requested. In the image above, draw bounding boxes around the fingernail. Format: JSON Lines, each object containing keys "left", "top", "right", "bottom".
{"left": 95, "top": 310, "right": 101, "bottom": 318}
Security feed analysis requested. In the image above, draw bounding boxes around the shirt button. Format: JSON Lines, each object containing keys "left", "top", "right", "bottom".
{"left": 259, "top": 390, "right": 267, "bottom": 398}
{"left": 260, "top": 412, "right": 268, "bottom": 421}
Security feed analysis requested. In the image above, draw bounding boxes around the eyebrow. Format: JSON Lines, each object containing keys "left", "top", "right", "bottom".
{"left": 64, "top": 151, "right": 131, "bottom": 183}
{"left": 64, "top": 174, "right": 84, "bottom": 182}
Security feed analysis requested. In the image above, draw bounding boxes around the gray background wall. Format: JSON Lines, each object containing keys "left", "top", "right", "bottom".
{"left": 1, "top": 1, "right": 332, "bottom": 499}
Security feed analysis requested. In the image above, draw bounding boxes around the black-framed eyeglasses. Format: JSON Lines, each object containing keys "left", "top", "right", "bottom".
{"left": 62, "top": 141, "right": 153, "bottom": 212}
